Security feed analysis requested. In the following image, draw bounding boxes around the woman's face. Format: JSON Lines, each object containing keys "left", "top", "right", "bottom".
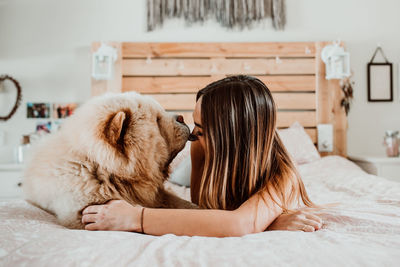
{"left": 192, "top": 97, "right": 206, "bottom": 151}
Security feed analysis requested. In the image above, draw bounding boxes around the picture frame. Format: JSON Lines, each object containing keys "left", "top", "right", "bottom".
{"left": 27, "top": 102, "right": 51, "bottom": 118}
{"left": 367, "top": 62, "right": 393, "bottom": 102}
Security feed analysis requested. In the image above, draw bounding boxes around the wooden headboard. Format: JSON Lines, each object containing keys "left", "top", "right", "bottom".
{"left": 91, "top": 42, "right": 347, "bottom": 157}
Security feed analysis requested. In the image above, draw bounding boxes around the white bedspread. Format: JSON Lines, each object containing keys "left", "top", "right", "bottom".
{"left": 1, "top": 156, "right": 400, "bottom": 266}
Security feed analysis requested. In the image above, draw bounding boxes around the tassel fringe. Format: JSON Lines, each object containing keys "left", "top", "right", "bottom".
{"left": 147, "top": 0, "right": 286, "bottom": 31}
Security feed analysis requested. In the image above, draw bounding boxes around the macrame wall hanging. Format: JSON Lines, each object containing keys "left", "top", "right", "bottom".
{"left": 147, "top": 0, "right": 286, "bottom": 31}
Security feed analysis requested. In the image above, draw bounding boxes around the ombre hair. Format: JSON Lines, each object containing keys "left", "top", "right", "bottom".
{"left": 194, "top": 75, "right": 313, "bottom": 211}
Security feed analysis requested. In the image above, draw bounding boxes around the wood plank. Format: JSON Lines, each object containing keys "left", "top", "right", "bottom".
{"left": 122, "top": 77, "right": 210, "bottom": 93}
{"left": 274, "top": 93, "right": 316, "bottom": 109}
{"left": 122, "top": 75, "right": 315, "bottom": 93}
{"left": 334, "top": 81, "right": 348, "bottom": 157}
{"left": 122, "top": 42, "right": 316, "bottom": 58}
{"left": 122, "top": 58, "right": 315, "bottom": 76}
{"left": 276, "top": 111, "right": 316, "bottom": 127}
{"left": 145, "top": 93, "right": 316, "bottom": 111}
{"left": 122, "top": 42, "right": 315, "bottom": 57}
{"left": 148, "top": 94, "right": 197, "bottom": 110}
{"left": 315, "top": 42, "right": 347, "bottom": 157}
{"left": 257, "top": 76, "right": 315, "bottom": 92}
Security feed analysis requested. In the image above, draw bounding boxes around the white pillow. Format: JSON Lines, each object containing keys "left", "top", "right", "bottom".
{"left": 169, "top": 156, "right": 191, "bottom": 187}
{"left": 277, "top": 122, "right": 321, "bottom": 165}
{"left": 169, "top": 141, "right": 192, "bottom": 187}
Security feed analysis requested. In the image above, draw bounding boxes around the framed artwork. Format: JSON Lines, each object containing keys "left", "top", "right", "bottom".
{"left": 27, "top": 102, "right": 51, "bottom": 118}
{"left": 367, "top": 63, "right": 393, "bottom": 102}
{"left": 52, "top": 103, "right": 78, "bottom": 119}
{"left": 367, "top": 47, "right": 393, "bottom": 102}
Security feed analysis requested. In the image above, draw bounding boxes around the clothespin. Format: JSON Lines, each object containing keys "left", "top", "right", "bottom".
{"left": 210, "top": 63, "right": 218, "bottom": 73}
{"left": 243, "top": 62, "right": 251, "bottom": 71}
{"left": 146, "top": 56, "right": 152, "bottom": 64}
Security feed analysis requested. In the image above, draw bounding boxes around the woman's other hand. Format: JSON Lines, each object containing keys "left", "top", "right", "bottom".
{"left": 82, "top": 200, "right": 142, "bottom": 232}
{"left": 267, "top": 208, "right": 323, "bottom": 232}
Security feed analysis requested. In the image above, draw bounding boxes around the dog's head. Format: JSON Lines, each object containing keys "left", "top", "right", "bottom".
{"left": 63, "top": 92, "right": 190, "bottom": 183}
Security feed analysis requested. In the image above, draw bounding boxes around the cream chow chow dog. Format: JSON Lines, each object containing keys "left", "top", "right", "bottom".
{"left": 23, "top": 92, "right": 196, "bottom": 229}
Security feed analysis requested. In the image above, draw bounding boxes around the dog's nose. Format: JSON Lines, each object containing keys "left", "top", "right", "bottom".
{"left": 176, "top": 115, "right": 184, "bottom": 123}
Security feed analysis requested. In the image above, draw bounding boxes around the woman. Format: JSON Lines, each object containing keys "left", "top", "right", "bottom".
{"left": 82, "top": 75, "right": 322, "bottom": 236}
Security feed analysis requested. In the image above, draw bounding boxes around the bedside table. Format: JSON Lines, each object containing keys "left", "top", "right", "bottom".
{"left": 0, "top": 163, "right": 24, "bottom": 199}
{"left": 348, "top": 155, "right": 400, "bottom": 182}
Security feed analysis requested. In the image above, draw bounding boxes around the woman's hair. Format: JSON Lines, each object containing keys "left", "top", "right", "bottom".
{"left": 194, "top": 75, "right": 313, "bottom": 211}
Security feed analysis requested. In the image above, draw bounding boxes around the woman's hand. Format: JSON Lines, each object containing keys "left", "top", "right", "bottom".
{"left": 82, "top": 200, "right": 142, "bottom": 232}
{"left": 267, "top": 208, "right": 323, "bottom": 232}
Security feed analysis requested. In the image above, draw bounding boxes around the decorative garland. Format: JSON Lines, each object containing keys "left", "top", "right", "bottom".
{"left": 0, "top": 75, "right": 22, "bottom": 121}
{"left": 340, "top": 78, "right": 354, "bottom": 116}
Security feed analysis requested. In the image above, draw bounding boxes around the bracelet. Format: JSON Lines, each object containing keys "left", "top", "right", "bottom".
{"left": 140, "top": 207, "right": 145, "bottom": 234}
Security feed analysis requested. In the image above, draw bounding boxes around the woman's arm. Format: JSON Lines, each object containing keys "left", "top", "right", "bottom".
{"left": 144, "top": 190, "right": 282, "bottom": 237}
{"left": 82, "top": 189, "right": 282, "bottom": 237}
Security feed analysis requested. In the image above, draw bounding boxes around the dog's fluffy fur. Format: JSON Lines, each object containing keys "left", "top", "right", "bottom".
{"left": 23, "top": 92, "right": 195, "bottom": 229}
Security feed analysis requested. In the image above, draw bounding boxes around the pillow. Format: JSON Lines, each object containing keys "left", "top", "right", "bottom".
{"left": 277, "top": 122, "right": 321, "bottom": 165}
{"left": 169, "top": 155, "right": 191, "bottom": 187}
{"left": 170, "top": 140, "right": 191, "bottom": 172}
{"left": 169, "top": 128, "right": 192, "bottom": 187}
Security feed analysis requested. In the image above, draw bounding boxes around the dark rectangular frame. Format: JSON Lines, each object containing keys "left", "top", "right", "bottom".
{"left": 367, "top": 62, "right": 393, "bottom": 102}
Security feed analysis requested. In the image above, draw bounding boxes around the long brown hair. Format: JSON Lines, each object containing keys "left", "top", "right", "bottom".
{"left": 195, "top": 75, "right": 313, "bottom": 211}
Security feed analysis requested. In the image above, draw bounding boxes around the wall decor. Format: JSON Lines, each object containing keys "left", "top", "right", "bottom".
{"left": 27, "top": 103, "right": 50, "bottom": 119}
{"left": 367, "top": 46, "right": 393, "bottom": 102}
{"left": 92, "top": 43, "right": 118, "bottom": 80}
{"left": 36, "top": 121, "right": 52, "bottom": 134}
{"left": 52, "top": 103, "right": 78, "bottom": 119}
{"left": 340, "top": 78, "right": 354, "bottom": 116}
{"left": 321, "top": 41, "right": 351, "bottom": 80}
{"left": 147, "top": 0, "right": 286, "bottom": 31}
{"left": 0, "top": 75, "right": 22, "bottom": 121}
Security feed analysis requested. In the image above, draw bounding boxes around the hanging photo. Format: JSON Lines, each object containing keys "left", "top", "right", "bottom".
{"left": 52, "top": 103, "right": 78, "bottom": 119}
{"left": 27, "top": 102, "right": 51, "bottom": 118}
{"left": 36, "top": 121, "right": 52, "bottom": 134}
{"left": 367, "top": 47, "right": 393, "bottom": 102}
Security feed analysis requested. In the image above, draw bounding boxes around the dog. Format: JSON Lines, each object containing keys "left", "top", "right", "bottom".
{"left": 23, "top": 92, "right": 196, "bottom": 229}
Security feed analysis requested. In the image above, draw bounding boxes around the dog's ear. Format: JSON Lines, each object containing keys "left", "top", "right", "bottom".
{"left": 106, "top": 111, "right": 127, "bottom": 145}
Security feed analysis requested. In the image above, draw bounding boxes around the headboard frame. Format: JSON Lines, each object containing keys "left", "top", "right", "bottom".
{"left": 91, "top": 42, "right": 347, "bottom": 157}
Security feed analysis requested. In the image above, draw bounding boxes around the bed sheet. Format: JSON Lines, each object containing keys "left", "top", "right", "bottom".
{"left": 1, "top": 156, "right": 399, "bottom": 266}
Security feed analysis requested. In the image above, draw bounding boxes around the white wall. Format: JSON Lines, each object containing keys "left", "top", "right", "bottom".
{"left": 0, "top": 0, "right": 399, "bottom": 156}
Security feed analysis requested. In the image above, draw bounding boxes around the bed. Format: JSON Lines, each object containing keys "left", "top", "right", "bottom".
{"left": 1, "top": 42, "right": 399, "bottom": 266}
{"left": 1, "top": 156, "right": 400, "bottom": 266}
